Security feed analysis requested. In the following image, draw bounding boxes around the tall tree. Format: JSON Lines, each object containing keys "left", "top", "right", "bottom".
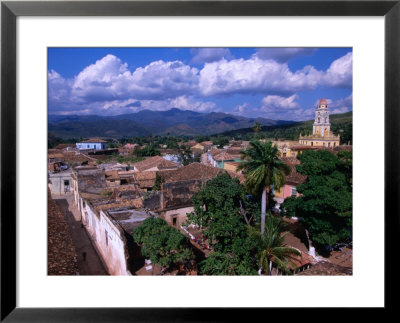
{"left": 187, "top": 173, "right": 260, "bottom": 275}
{"left": 238, "top": 140, "right": 290, "bottom": 235}
{"left": 281, "top": 150, "right": 352, "bottom": 249}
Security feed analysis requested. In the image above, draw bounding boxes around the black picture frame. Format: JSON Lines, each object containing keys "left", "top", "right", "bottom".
{"left": 1, "top": 0, "right": 399, "bottom": 321}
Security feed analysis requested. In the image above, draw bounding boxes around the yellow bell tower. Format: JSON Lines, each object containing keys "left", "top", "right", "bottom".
{"left": 313, "top": 98, "right": 330, "bottom": 137}
{"left": 299, "top": 98, "right": 340, "bottom": 148}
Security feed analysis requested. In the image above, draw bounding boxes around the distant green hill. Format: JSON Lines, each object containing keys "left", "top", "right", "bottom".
{"left": 48, "top": 108, "right": 294, "bottom": 139}
{"left": 220, "top": 111, "right": 352, "bottom": 144}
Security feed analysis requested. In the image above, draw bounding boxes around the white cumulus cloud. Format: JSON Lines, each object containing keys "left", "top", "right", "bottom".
{"left": 191, "top": 48, "right": 231, "bottom": 64}
{"left": 255, "top": 48, "right": 317, "bottom": 62}
{"left": 199, "top": 57, "right": 322, "bottom": 96}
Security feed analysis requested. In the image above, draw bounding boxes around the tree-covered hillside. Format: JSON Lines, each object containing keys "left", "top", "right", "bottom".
{"left": 220, "top": 111, "right": 352, "bottom": 144}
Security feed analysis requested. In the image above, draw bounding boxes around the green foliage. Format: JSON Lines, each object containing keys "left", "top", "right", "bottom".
{"left": 195, "top": 135, "right": 210, "bottom": 142}
{"left": 238, "top": 140, "right": 290, "bottom": 196}
{"left": 281, "top": 150, "right": 352, "bottom": 247}
{"left": 213, "top": 136, "right": 229, "bottom": 149}
{"left": 153, "top": 173, "right": 165, "bottom": 191}
{"left": 254, "top": 216, "right": 301, "bottom": 275}
{"left": 48, "top": 132, "right": 76, "bottom": 149}
{"left": 135, "top": 144, "right": 161, "bottom": 157}
{"left": 187, "top": 173, "right": 260, "bottom": 275}
{"left": 133, "top": 217, "right": 194, "bottom": 270}
{"left": 178, "top": 145, "right": 194, "bottom": 166}
{"left": 100, "top": 190, "right": 113, "bottom": 197}
{"left": 220, "top": 111, "right": 352, "bottom": 143}
{"left": 106, "top": 141, "right": 119, "bottom": 149}
{"left": 253, "top": 122, "right": 261, "bottom": 133}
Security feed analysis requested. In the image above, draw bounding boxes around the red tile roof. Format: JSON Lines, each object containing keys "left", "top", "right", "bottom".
{"left": 285, "top": 164, "right": 307, "bottom": 185}
{"left": 213, "top": 151, "right": 238, "bottom": 161}
{"left": 132, "top": 156, "right": 181, "bottom": 172}
{"left": 159, "top": 163, "right": 244, "bottom": 183}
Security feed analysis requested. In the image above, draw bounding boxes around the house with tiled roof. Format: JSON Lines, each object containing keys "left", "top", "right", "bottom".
{"left": 210, "top": 149, "right": 242, "bottom": 169}
{"left": 77, "top": 194, "right": 156, "bottom": 275}
{"left": 274, "top": 158, "right": 307, "bottom": 207}
{"left": 133, "top": 171, "right": 157, "bottom": 190}
{"left": 157, "top": 163, "right": 244, "bottom": 227}
{"left": 76, "top": 138, "right": 107, "bottom": 150}
{"left": 200, "top": 141, "right": 214, "bottom": 152}
{"left": 131, "top": 156, "right": 181, "bottom": 172}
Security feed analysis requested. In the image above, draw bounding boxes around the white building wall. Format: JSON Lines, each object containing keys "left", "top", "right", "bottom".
{"left": 76, "top": 142, "right": 106, "bottom": 150}
{"left": 80, "top": 199, "right": 131, "bottom": 276}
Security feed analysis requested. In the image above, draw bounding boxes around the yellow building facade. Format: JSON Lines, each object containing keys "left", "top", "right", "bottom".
{"left": 299, "top": 98, "right": 340, "bottom": 148}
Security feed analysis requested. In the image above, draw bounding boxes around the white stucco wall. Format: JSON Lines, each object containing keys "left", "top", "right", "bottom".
{"left": 80, "top": 201, "right": 131, "bottom": 276}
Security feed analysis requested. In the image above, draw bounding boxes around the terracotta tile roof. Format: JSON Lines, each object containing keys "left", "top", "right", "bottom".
{"left": 209, "top": 149, "right": 223, "bottom": 157}
{"left": 334, "top": 145, "right": 352, "bottom": 152}
{"left": 94, "top": 197, "right": 144, "bottom": 211}
{"left": 286, "top": 251, "right": 314, "bottom": 270}
{"left": 182, "top": 141, "right": 197, "bottom": 147}
{"left": 319, "top": 98, "right": 327, "bottom": 104}
{"left": 285, "top": 164, "right": 307, "bottom": 185}
{"left": 132, "top": 156, "right": 181, "bottom": 172}
{"left": 112, "top": 184, "right": 138, "bottom": 193}
{"left": 61, "top": 151, "right": 94, "bottom": 163}
{"left": 48, "top": 189, "right": 79, "bottom": 275}
{"left": 296, "top": 261, "right": 352, "bottom": 275}
{"left": 159, "top": 163, "right": 244, "bottom": 183}
{"left": 48, "top": 153, "right": 64, "bottom": 159}
{"left": 214, "top": 151, "right": 237, "bottom": 161}
{"left": 227, "top": 146, "right": 243, "bottom": 153}
{"left": 200, "top": 141, "right": 213, "bottom": 147}
{"left": 133, "top": 171, "right": 157, "bottom": 188}
{"left": 105, "top": 170, "right": 120, "bottom": 180}
{"left": 80, "top": 192, "right": 105, "bottom": 200}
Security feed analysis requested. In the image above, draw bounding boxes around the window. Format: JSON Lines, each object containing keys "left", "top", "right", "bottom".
{"left": 105, "top": 230, "right": 108, "bottom": 246}
{"left": 64, "top": 180, "right": 69, "bottom": 186}
{"left": 172, "top": 217, "right": 177, "bottom": 226}
{"left": 291, "top": 187, "right": 297, "bottom": 197}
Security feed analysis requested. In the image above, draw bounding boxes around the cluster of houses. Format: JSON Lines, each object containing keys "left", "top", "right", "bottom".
{"left": 48, "top": 138, "right": 319, "bottom": 275}
{"left": 48, "top": 100, "right": 352, "bottom": 275}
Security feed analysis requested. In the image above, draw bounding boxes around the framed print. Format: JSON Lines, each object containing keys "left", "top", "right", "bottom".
{"left": 1, "top": 0, "right": 399, "bottom": 321}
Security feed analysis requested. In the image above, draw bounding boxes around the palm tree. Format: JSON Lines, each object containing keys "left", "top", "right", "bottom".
{"left": 238, "top": 140, "right": 290, "bottom": 235}
{"left": 253, "top": 122, "right": 261, "bottom": 133}
{"left": 254, "top": 216, "right": 301, "bottom": 275}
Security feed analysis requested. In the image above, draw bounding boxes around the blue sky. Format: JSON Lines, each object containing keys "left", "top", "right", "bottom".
{"left": 48, "top": 47, "right": 352, "bottom": 121}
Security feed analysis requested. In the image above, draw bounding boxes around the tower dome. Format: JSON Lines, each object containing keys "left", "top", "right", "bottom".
{"left": 318, "top": 98, "right": 328, "bottom": 109}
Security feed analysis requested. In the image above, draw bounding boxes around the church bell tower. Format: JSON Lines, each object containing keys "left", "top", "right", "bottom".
{"left": 312, "top": 98, "right": 330, "bottom": 137}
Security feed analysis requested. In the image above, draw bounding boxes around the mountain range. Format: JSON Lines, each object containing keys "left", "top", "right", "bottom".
{"left": 48, "top": 108, "right": 294, "bottom": 138}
